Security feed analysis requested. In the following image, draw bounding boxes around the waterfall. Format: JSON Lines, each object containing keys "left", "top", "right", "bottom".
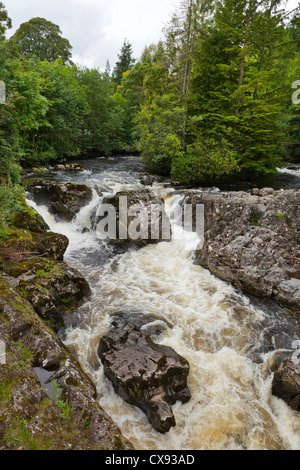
{"left": 26, "top": 157, "right": 300, "bottom": 451}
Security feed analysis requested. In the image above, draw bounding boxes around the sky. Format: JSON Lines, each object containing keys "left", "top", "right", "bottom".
{"left": 3, "top": 0, "right": 180, "bottom": 70}
{"left": 2, "top": 0, "right": 300, "bottom": 71}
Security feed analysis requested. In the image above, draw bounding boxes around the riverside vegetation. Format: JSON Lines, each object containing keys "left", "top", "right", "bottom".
{"left": 1, "top": 0, "right": 300, "bottom": 451}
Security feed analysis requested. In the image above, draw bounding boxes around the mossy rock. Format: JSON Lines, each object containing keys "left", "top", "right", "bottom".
{"left": 0, "top": 278, "right": 133, "bottom": 450}
{"left": 10, "top": 207, "right": 49, "bottom": 233}
{"left": 0, "top": 229, "right": 69, "bottom": 265}
{"left": 3, "top": 257, "right": 90, "bottom": 332}
{"left": 23, "top": 179, "right": 93, "bottom": 222}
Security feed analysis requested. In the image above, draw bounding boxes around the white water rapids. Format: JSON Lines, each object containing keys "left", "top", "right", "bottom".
{"left": 26, "top": 159, "right": 300, "bottom": 450}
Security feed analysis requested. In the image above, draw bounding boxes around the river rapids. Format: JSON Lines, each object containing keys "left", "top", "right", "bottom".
{"left": 26, "top": 157, "right": 300, "bottom": 450}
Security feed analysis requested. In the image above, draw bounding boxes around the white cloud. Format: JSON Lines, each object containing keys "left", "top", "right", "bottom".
{"left": 3, "top": 0, "right": 298, "bottom": 71}
{"left": 3, "top": 0, "right": 179, "bottom": 70}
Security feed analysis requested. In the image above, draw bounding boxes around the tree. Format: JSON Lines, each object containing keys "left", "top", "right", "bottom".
{"left": 11, "top": 17, "right": 72, "bottom": 63}
{"left": 135, "top": 64, "right": 185, "bottom": 174}
{"left": 0, "top": 2, "right": 12, "bottom": 38}
{"left": 283, "top": 8, "right": 300, "bottom": 161}
{"left": 163, "top": 0, "right": 214, "bottom": 147}
{"left": 112, "top": 39, "right": 135, "bottom": 86}
{"left": 76, "top": 66, "right": 127, "bottom": 155}
{"left": 140, "top": 42, "right": 166, "bottom": 65}
{"left": 0, "top": 37, "right": 50, "bottom": 177}
{"left": 171, "top": 137, "right": 240, "bottom": 184}
{"left": 187, "top": 0, "right": 293, "bottom": 178}
{"left": 104, "top": 59, "right": 111, "bottom": 77}
{"left": 26, "top": 59, "right": 88, "bottom": 161}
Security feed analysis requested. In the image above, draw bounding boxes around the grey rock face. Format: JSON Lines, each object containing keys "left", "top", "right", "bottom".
{"left": 186, "top": 189, "right": 300, "bottom": 312}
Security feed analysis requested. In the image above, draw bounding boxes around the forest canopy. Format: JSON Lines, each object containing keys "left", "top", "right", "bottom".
{"left": 0, "top": 0, "right": 300, "bottom": 191}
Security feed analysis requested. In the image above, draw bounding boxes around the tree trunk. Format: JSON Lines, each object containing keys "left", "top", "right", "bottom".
{"left": 253, "top": 0, "right": 276, "bottom": 100}
{"left": 181, "top": 0, "right": 193, "bottom": 148}
{"left": 237, "top": 10, "right": 252, "bottom": 107}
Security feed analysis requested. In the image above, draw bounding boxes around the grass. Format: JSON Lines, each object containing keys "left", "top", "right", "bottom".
{"left": 3, "top": 417, "right": 51, "bottom": 450}
{"left": 249, "top": 208, "right": 261, "bottom": 226}
{"left": 35, "top": 269, "right": 50, "bottom": 279}
{"left": 0, "top": 379, "right": 16, "bottom": 403}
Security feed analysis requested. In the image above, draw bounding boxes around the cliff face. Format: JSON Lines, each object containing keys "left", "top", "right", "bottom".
{"left": 186, "top": 188, "right": 300, "bottom": 313}
{"left": 0, "top": 205, "right": 133, "bottom": 450}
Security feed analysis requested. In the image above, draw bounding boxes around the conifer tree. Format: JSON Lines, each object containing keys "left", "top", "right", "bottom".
{"left": 112, "top": 39, "right": 135, "bottom": 86}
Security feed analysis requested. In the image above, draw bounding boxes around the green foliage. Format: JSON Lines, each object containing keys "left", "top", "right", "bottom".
{"left": 250, "top": 208, "right": 262, "bottom": 226}
{"left": 0, "top": 185, "right": 24, "bottom": 241}
{"left": 136, "top": 87, "right": 185, "bottom": 173}
{"left": 57, "top": 399, "right": 72, "bottom": 419}
{"left": 0, "top": 1, "right": 299, "bottom": 186}
{"left": 0, "top": 1, "right": 12, "bottom": 38}
{"left": 10, "top": 17, "right": 72, "bottom": 63}
{"left": 76, "top": 66, "right": 128, "bottom": 155}
{"left": 21, "top": 59, "right": 89, "bottom": 164}
{"left": 171, "top": 137, "right": 240, "bottom": 184}
{"left": 113, "top": 39, "right": 136, "bottom": 86}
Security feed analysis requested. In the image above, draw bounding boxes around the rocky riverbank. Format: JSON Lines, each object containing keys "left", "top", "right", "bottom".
{"left": 185, "top": 188, "right": 300, "bottom": 313}
{"left": 184, "top": 187, "right": 300, "bottom": 413}
{"left": 0, "top": 203, "right": 133, "bottom": 450}
{"left": 2, "top": 175, "right": 300, "bottom": 448}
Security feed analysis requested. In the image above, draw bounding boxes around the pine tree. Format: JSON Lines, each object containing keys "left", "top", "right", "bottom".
{"left": 104, "top": 59, "right": 111, "bottom": 77}
{"left": 187, "top": 0, "right": 292, "bottom": 178}
{"left": 112, "top": 39, "right": 136, "bottom": 86}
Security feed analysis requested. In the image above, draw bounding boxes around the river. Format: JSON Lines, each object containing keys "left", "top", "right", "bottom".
{"left": 26, "top": 157, "right": 300, "bottom": 450}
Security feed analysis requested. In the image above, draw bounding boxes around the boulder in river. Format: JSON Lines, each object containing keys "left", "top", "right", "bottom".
{"left": 23, "top": 179, "right": 93, "bottom": 222}
{"left": 98, "top": 313, "right": 191, "bottom": 434}
{"left": 54, "top": 163, "right": 85, "bottom": 172}
{"left": 140, "top": 173, "right": 155, "bottom": 186}
{"left": 93, "top": 189, "right": 171, "bottom": 246}
{"left": 272, "top": 359, "right": 300, "bottom": 411}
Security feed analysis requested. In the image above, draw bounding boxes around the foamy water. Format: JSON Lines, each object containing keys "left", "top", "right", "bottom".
{"left": 26, "top": 162, "right": 300, "bottom": 450}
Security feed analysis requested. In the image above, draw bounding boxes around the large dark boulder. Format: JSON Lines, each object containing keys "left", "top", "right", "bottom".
{"left": 272, "top": 359, "right": 300, "bottom": 411}
{"left": 23, "top": 179, "right": 93, "bottom": 222}
{"left": 93, "top": 189, "right": 171, "bottom": 246}
{"left": 98, "top": 313, "right": 191, "bottom": 434}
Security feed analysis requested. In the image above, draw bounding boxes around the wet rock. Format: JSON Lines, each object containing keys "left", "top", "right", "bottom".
{"left": 3, "top": 257, "right": 91, "bottom": 332}
{"left": 94, "top": 189, "right": 171, "bottom": 246}
{"left": 33, "top": 231, "right": 69, "bottom": 261}
{"left": 48, "top": 183, "right": 93, "bottom": 222}
{"left": 188, "top": 189, "right": 300, "bottom": 312}
{"left": 98, "top": 313, "right": 191, "bottom": 434}
{"left": 23, "top": 179, "right": 93, "bottom": 222}
{"left": 286, "top": 164, "right": 300, "bottom": 171}
{"left": 0, "top": 278, "right": 133, "bottom": 450}
{"left": 11, "top": 207, "right": 50, "bottom": 232}
{"left": 0, "top": 229, "right": 69, "bottom": 264}
{"left": 272, "top": 359, "right": 300, "bottom": 411}
{"left": 54, "top": 163, "right": 85, "bottom": 172}
{"left": 140, "top": 173, "right": 154, "bottom": 186}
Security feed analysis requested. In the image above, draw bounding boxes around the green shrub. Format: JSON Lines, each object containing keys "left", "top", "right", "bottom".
{"left": 171, "top": 137, "right": 241, "bottom": 185}
{"left": 0, "top": 184, "right": 25, "bottom": 242}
